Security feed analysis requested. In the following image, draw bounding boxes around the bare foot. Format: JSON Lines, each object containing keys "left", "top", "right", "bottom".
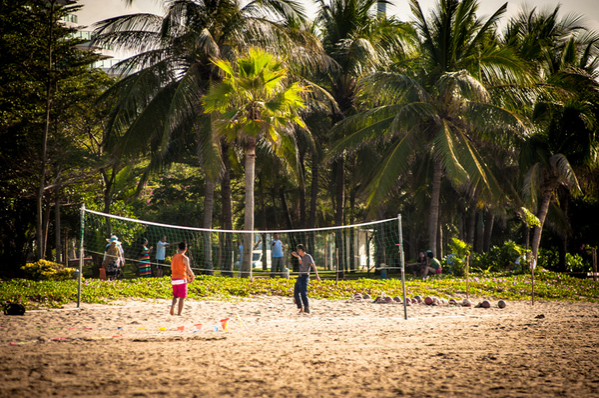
{"left": 170, "top": 306, "right": 174, "bottom": 316}
{"left": 298, "top": 308, "right": 304, "bottom": 314}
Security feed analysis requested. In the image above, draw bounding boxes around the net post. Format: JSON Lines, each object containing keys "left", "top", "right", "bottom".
{"left": 77, "top": 204, "right": 85, "bottom": 308}
{"left": 398, "top": 214, "right": 407, "bottom": 320}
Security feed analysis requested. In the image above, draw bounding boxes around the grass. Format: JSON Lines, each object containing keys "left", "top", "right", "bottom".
{"left": 2, "top": 269, "right": 599, "bottom": 309}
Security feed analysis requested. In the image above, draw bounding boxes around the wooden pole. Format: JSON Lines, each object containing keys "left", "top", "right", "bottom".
{"left": 531, "top": 255, "right": 536, "bottom": 305}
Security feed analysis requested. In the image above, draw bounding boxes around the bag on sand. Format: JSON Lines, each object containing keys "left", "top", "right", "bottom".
{"left": 3, "top": 303, "right": 26, "bottom": 315}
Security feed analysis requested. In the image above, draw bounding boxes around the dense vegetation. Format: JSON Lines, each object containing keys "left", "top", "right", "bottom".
{"left": 1, "top": 0, "right": 598, "bottom": 279}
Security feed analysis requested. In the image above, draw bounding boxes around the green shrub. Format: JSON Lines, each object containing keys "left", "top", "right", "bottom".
{"left": 537, "top": 248, "right": 590, "bottom": 273}
{"left": 471, "top": 241, "right": 528, "bottom": 273}
{"left": 444, "top": 238, "right": 471, "bottom": 276}
{"left": 21, "top": 260, "right": 77, "bottom": 281}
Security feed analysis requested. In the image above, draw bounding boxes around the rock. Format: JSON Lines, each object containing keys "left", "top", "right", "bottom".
{"left": 362, "top": 294, "right": 371, "bottom": 300}
{"left": 393, "top": 296, "right": 402, "bottom": 303}
{"left": 497, "top": 300, "right": 506, "bottom": 309}
{"left": 462, "top": 299, "right": 472, "bottom": 307}
{"left": 481, "top": 300, "right": 491, "bottom": 308}
{"left": 424, "top": 296, "right": 433, "bottom": 305}
{"left": 414, "top": 295, "right": 423, "bottom": 303}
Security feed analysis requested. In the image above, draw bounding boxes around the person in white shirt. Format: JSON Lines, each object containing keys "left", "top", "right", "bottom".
{"left": 155, "top": 235, "right": 171, "bottom": 277}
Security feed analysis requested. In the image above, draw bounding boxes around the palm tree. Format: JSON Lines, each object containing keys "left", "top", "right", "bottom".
{"left": 503, "top": 6, "right": 599, "bottom": 264}
{"left": 92, "top": 0, "right": 312, "bottom": 273}
{"left": 327, "top": 0, "right": 530, "bottom": 253}
{"left": 203, "top": 48, "right": 308, "bottom": 277}
{"left": 520, "top": 133, "right": 581, "bottom": 259}
{"left": 312, "top": 0, "right": 416, "bottom": 274}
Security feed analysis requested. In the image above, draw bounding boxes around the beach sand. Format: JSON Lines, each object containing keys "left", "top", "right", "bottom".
{"left": 1, "top": 296, "right": 598, "bottom": 397}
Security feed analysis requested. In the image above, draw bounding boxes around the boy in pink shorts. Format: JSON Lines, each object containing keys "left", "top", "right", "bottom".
{"left": 170, "top": 242, "right": 195, "bottom": 316}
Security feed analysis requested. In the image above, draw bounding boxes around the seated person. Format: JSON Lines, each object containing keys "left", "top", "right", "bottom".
{"left": 422, "top": 250, "right": 442, "bottom": 277}
{"left": 406, "top": 251, "right": 427, "bottom": 276}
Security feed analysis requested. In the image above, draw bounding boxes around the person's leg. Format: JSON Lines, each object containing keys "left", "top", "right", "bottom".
{"left": 170, "top": 297, "right": 177, "bottom": 316}
{"left": 177, "top": 298, "right": 185, "bottom": 315}
{"left": 270, "top": 257, "right": 276, "bottom": 278}
{"left": 299, "top": 275, "right": 309, "bottom": 313}
{"left": 293, "top": 278, "right": 302, "bottom": 312}
{"left": 273, "top": 257, "right": 282, "bottom": 278}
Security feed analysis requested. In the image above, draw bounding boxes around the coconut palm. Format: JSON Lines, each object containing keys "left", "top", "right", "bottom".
{"left": 327, "top": 0, "right": 530, "bottom": 253}
{"left": 315, "top": 0, "right": 417, "bottom": 228}
{"left": 92, "top": 0, "right": 312, "bottom": 273}
{"left": 503, "top": 6, "right": 599, "bottom": 264}
{"left": 202, "top": 47, "right": 307, "bottom": 277}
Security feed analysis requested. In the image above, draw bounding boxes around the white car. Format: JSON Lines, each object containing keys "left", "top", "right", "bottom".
{"left": 234, "top": 250, "right": 269, "bottom": 269}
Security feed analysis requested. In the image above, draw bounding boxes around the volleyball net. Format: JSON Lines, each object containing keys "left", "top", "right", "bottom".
{"left": 78, "top": 207, "right": 405, "bottom": 279}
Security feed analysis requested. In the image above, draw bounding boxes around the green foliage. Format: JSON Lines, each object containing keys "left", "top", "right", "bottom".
{"left": 537, "top": 248, "right": 590, "bottom": 273}
{"left": 2, "top": 271, "right": 599, "bottom": 310}
{"left": 520, "top": 207, "right": 541, "bottom": 228}
{"left": 445, "top": 238, "right": 471, "bottom": 276}
{"left": 21, "top": 260, "right": 76, "bottom": 281}
{"left": 471, "top": 241, "right": 528, "bottom": 273}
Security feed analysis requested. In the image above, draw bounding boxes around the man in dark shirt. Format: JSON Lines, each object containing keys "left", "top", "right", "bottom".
{"left": 291, "top": 244, "right": 321, "bottom": 314}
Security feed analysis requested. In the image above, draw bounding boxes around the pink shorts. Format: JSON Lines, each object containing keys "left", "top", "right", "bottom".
{"left": 435, "top": 268, "right": 442, "bottom": 274}
{"left": 172, "top": 280, "right": 188, "bottom": 298}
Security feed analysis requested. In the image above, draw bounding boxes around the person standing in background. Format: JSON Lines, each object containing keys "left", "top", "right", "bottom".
{"left": 270, "top": 233, "right": 285, "bottom": 278}
{"left": 155, "top": 235, "right": 170, "bottom": 277}
{"left": 139, "top": 238, "right": 153, "bottom": 278}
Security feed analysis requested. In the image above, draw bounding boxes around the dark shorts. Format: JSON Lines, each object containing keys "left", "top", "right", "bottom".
{"left": 156, "top": 259, "right": 165, "bottom": 270}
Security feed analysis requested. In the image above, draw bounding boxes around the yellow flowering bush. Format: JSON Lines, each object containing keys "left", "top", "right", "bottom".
{"left": 21, "top": 260, "right": 76, "bottom": 281}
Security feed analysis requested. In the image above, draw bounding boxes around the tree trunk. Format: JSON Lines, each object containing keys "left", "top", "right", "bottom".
{"left": 349, "top": 189, "right": 356, "bottom": 272}
{"left": 299, "top": 150, "right": 306, "bottom": 229}
{"left": 43, "top": 200, "right": 51, "bottom": 260}
{"left": 37, "top": 3, "right": 55, "bottom": 259}
{"left": 531, "top": 190, "right": 553, "bottom": 259}
{"left": 467, "top": 209, "right": 476, "bottom": 249}
{"left": 428, "top": 159, "right": 442, "bottom": 253}
{"left": 334, "top": 158, "right": 345, "bottom": 276}
{"left": 280, "top": 188, "right": 294, "bottom": 229}
{"left": 558, "top": 188, "right": 570, "bottom": 272}
{"left": 203, "top": 178, "right": 215, "bottom": 275}
{"left": 101, "top": 168, "right": 116, "bottom": 236}
{"left": 438, "top": 223, "right": 443, "bottom": 259}
{"left": 475, "top": 211, "right": 484, "bottom": 253}
{"left": 55, "top": 189, "right": 61, "bottom": 263}
{"left": 241, "top": 137, "right": 257, "bottom": 278}
{"left": 483, "top": 212, "right": 494, "bottom": 253}
{"left": 308, "top": 153, "right": 319, "bottom": 228}
{"left": 220, "top": 140, "right": 233, "bottom": 277}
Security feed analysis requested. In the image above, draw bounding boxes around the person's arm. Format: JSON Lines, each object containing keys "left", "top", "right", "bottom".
{"left": 311, "top": 261, "right": 321, "bottom": 282}
{"left": 184, "top": 256, "right": 195, "bottom": 282}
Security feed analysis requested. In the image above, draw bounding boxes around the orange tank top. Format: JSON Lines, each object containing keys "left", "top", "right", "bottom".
{"left": 171, "top": 253, "right": 189, "bottom": 281}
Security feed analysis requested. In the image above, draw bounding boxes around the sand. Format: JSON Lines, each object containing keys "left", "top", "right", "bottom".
{"left": 1, "top": 296, "right": 599, "bottom": 397}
